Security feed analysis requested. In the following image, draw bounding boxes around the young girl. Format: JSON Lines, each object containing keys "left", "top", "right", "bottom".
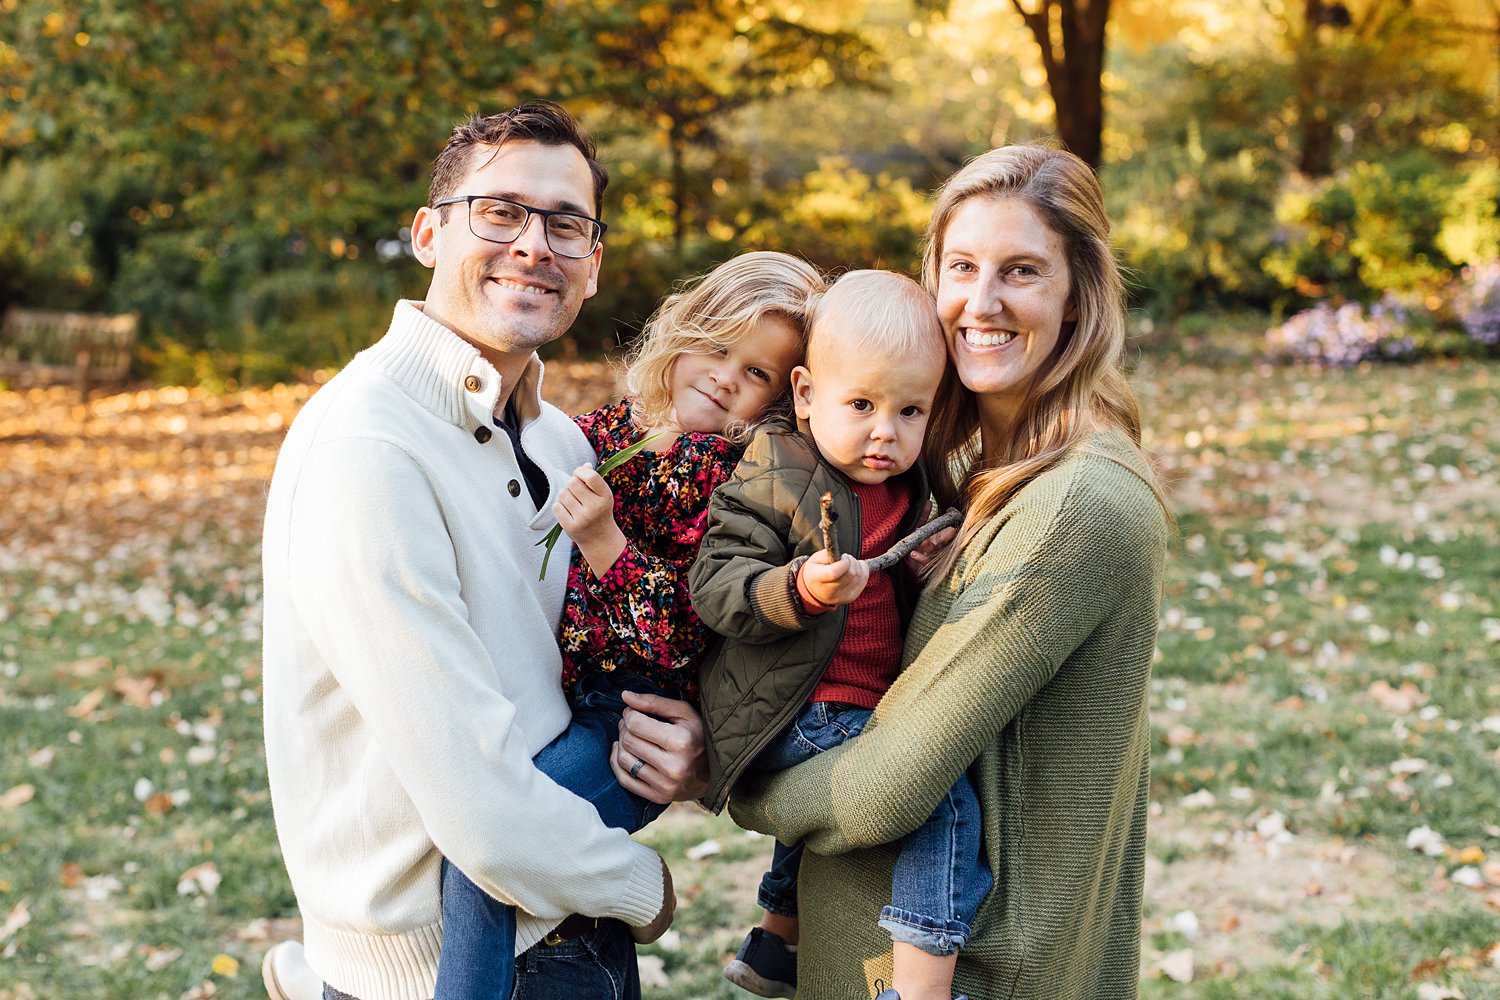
{"left": 434, "top": 250, "right": 826, "bottom": 1000}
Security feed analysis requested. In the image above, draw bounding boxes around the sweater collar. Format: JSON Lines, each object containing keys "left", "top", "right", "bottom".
{"left": 359, "top": 300, "right": 548, "bottom": 430}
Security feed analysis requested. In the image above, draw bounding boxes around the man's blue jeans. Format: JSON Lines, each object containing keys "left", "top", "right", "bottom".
{"left": 323, "top": 918, "right": 640, "bottom": 1000}
{"left": 750, "top": 701, "right": 993, "bottom": 956}
{"left": 510, "top": 917, "right": 640, "bottom": 1000}
{"left": 433, "top": 675, "right": 668, "bottom": 1000}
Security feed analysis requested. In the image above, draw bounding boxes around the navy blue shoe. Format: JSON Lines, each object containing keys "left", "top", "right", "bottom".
{"left": 724, "top": 927, "right": 797, "bottom": 998}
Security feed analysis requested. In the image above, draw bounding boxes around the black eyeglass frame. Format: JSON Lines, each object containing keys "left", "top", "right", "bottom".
{"left": 433, "top": 195, "right": 607, "bottom": 259}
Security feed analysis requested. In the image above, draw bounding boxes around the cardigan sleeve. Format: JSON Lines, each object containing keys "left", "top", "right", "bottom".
{"left": 286, "top": 437, "right": 665, "bottom": 926}
{"left": 729, "top": 457, "right": 1154, "bottom": 855}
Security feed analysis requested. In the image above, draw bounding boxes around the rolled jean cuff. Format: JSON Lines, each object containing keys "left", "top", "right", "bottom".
{"left": 877, "top": 905, "right": 970, "bottom": 956}
{"left": 756, "top": 883, "right": 799, "bottom": 918}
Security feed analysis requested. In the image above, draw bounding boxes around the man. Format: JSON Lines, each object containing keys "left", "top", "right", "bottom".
{"left": 260, "top": 102, "right": 706, "bottom": 1000}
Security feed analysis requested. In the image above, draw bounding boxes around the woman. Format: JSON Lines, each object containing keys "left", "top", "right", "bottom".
{"left": 730, "top": 145, "right": 1171, "bottom": 1000}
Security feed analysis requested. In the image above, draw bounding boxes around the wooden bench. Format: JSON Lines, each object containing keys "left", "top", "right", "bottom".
{"left": 0, "top": 308, "right": 139, "bottom": 398}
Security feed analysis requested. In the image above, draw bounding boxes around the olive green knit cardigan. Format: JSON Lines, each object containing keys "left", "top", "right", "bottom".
{"left": 730, "top": 430, "right": 1169, "bottom": 1000}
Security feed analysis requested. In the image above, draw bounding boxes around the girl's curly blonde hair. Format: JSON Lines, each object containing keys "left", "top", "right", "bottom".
{"left": 624, "top": 251, "right": 825, "bottom": 439}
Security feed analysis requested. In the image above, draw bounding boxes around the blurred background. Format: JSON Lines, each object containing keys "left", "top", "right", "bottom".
{"left": 2, "top": 0, "right": 1497, "bottom": 386}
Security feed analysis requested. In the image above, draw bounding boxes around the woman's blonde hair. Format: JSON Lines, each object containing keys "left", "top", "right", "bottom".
{"left": 624, "top": 251, "right": 825, "bottom": 438}
{"left": 919, "top": 145, "right": 1169, "bottom": 573}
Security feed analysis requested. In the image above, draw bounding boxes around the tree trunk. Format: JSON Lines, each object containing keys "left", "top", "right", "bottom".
{"left": 670, "top": 125, "right": 687, "bottom": 253}
{"left": 1295, "top": 0, "right": 1337, "bottom": 177}
{"left": 1298, "top": 112, "right": 1335, "bottom": 178}
{"left": 1010, "top": 0, "right": 1111, "bottom": 168}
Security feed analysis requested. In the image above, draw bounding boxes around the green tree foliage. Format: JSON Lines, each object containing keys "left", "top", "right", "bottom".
{"left": 2, "top": 0, "right": 1496, "bottom": 378}
{"left": 1, "top": 0, "right": 574, "bottom": 378}
{"left": 1264, "top": 153, "right": 1478, "bottom": 301}
{"left": 1281, "top": 0, "right": 1494, "bottom": 177}
{"left": 1106, "top": 43, "right": 1293, "bottom": 314}
{"left": 566, "top": 1, "right": 881, "bottom": 250}
{"left": 734, "top": 157, "right": 931, "bottom": 271}
{"left": 1, "top": 0, "right": 889, "bottom": 379}
{"left": 1105, "top": 1, "right": 1495, "bottom": 317}
{"left": 1437, "top": 161, "right": 1500, "bottom": 265}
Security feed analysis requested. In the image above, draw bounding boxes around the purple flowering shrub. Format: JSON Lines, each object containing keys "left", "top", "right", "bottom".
{"left": 1451, "top": 260, "right": 1500, "bottom": 348}
{"left": 1265, "top": 294, "right": 1417, "bottom": 366}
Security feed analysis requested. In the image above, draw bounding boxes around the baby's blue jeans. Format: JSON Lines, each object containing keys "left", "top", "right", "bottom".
{"left": 750, "top": 700, "right": 993, "bottom": 956}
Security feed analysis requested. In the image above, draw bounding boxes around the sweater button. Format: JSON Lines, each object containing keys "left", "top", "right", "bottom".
{"left": 474, "top": 425, "right": 493, "bottom": 444}
{"left": 507, "top": 480, "right": 521, "bottom": 497}
{"left": 464, "top": 375, "right": 481, "bottom": 392}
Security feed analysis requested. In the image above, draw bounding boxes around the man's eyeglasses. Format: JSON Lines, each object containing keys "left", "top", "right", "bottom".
{"left": 434, "top": 195, "right": 606, "bottom": 259}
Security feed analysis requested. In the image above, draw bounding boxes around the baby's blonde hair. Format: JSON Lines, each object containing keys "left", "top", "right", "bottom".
{"left": 805, "top": 269, "right": 945, "bottom": 372}
{"left": 625, "top": 251, "right": 825, "bottom": 434}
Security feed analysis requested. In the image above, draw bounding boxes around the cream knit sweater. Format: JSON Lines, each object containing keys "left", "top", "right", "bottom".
{"left": 262, "top": 302, "right": 664, "bottom": 1000}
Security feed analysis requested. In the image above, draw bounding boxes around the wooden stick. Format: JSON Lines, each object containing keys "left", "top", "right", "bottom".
{"left": 818, "top": 492, "right": 839, "bottom": 559}
{"left": 865, "top": 508, "right": 963, "bottom": 572}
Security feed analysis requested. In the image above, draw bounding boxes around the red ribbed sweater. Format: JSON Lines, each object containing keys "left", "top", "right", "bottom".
{"left": 810, "top": 479, "right": 909, "bottom": 709}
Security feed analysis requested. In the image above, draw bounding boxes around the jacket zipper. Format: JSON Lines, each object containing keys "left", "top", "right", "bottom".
{"left": 709, "top": 476, "right": 860, "bottom": 812}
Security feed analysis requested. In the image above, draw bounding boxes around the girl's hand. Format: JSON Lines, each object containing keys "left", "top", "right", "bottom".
{"left": 553, "top": 465, "right": 627, "bottom": 576}
{"left": 798, "top": 550, "right": 870, "bottom": 609}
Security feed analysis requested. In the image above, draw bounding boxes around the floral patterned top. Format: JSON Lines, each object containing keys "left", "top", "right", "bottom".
{"left": 559, "top": 400, "right": 741, "bottom": 701}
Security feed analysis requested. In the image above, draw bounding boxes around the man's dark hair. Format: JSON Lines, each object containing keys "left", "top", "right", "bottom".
{"left": 429, "top": 101, "right": 609, "bottom": 218}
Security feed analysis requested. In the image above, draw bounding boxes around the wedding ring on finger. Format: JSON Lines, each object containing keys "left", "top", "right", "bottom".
{"left": 629, "top": 758, "right": 646, "bottom": 780}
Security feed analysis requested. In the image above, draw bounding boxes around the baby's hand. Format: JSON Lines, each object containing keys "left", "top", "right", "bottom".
{"left": 798, "top": 549, "right": 870, "bottom": 609}
{"left": 553, "top": 466, "right": 626, "bottom": 574}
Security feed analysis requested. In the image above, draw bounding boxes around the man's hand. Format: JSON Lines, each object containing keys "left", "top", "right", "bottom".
{"left": 799, "top": 549, "right": 870, "bottom": 608}
{"left": 553, "top": 465, "right": 626, "bottom": 576}
{"left": 630, "top": 857, "right": 675, "bottom": 944}
{"left": 610, "top": 691, "right": 709, "bottom": 804}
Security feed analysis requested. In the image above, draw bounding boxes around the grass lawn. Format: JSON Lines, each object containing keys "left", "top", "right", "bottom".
{"left": 1, "top": 353, "right": 1496, "bottom": 1000}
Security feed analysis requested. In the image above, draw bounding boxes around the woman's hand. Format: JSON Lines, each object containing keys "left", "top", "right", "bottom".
{"left": 905, "top": 524, "right": 958, "bottom": 574}
{"left": 611, "top": 690, "right": 710, "bottom": 804}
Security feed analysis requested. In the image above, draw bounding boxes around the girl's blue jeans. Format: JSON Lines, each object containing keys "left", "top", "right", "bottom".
{"left": 433, "top": 673, "right": 669, "bottom": 1000}
{"left": 749, "top": 700, "right": 993, "bottom": 957}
